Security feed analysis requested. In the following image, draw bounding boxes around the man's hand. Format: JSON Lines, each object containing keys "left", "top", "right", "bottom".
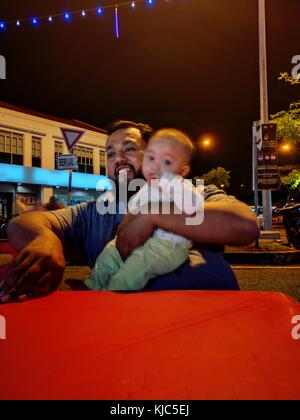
{"left": 0, "top": 232, "right": 65, "bottom": 303}
{"left": 116, "top": 212, "right": 157, "bottom": 260}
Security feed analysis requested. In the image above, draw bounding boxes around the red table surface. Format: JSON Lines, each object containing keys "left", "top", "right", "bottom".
{"left": 0, "top": 290, "right": 300, "bottom": 400}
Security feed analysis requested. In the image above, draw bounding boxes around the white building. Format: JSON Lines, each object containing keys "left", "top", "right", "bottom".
{"left": 0, "top": 101, "right": 108, "bottom": 219}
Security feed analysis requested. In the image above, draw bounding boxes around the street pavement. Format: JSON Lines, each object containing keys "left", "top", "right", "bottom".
{"left": 1, "top": 252, "right": 299, "bottom": 303}
{"left": 63, "top": 264, "right": 300, "bottom": 303}
{"left": 233, "top": 265, "right": 300, "bottom": 303}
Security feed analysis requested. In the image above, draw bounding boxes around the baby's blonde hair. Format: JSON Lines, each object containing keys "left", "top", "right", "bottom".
{"left": 150, "top": 128, "right": 194, "bottom": 162}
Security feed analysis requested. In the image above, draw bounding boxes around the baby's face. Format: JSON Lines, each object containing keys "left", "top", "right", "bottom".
{"left": 142, "top": 136, "right": 190, "bottom": 181}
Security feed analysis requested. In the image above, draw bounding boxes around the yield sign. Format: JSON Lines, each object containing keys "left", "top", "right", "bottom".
{"left": 60, "top": 127, "right": 85, "bottom": 152}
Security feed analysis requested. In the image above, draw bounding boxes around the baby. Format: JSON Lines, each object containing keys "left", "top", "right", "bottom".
{"left": 85, "top": 128, "right": 202, "bottom": 291}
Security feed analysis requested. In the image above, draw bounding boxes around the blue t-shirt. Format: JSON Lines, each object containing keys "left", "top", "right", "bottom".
{"left": 50, "top": 185, "right": 240, "bottom": 291}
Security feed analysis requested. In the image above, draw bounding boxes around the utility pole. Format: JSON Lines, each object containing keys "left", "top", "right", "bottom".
{"left": 258, "top": 0, "right": 273, "bottom": 230}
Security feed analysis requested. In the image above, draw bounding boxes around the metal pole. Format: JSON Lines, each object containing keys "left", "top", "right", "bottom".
{"left": 67, "top": 169, "right": 73, "bottom": 206}
{"left": 252, "top": 122, "right": 260, "bottom": 247}
{"left": 258, "top": 0, "right": 273, "bottom": 230}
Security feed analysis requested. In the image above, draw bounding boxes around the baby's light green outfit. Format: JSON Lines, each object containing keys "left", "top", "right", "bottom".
{"left": 85, "top": 173, "right": 203, "bottom": 291}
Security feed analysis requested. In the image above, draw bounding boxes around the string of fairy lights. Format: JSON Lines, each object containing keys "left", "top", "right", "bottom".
{"left": 0, "top": 0, "right": 176, "bottom": 38}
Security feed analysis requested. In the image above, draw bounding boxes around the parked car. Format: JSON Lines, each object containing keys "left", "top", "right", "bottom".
{"left": 0, "top": 218, "right": 9, "bottom": 239}
{"left": 273, "top": 203, "right": 300, "bottom": 248}
{"left": 250, "top": 206, "right": 283, "bottom": 229}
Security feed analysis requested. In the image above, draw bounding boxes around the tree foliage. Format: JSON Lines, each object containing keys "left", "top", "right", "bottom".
{"left": 270, "top": 71, "right": 300, "bottom": 143}
{"left": 199, "top": 167, "right": 231, "bottom": 189}
{"left": 270, "top": 101, "right": 300, "bottom": 144}
{"left": 278, "top": 72, "right": 300, "bottom": 85}
{"left": 281, "top": 169, "right": 300, "bottom": 191}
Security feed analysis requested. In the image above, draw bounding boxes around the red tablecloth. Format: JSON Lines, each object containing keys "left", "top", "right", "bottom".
{"left": 0, "top": 290, "right": 300, "bottom": 400}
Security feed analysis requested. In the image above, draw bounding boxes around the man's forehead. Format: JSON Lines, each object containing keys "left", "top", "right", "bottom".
{"left": 106, "top": 127, "right": 144, "bottom": 150}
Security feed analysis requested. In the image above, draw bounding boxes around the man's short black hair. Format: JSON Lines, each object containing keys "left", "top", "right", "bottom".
{"left": 106, "top": 120, "right": 154, "bottom": 143}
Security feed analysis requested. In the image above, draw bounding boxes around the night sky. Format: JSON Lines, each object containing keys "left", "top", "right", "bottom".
{"left": 0, "top": 0, "right": 299, "bottom": 197}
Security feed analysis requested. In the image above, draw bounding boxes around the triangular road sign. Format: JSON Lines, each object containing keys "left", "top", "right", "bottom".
{"left": 60, "top": 127, "right": 85, "bottom": 152}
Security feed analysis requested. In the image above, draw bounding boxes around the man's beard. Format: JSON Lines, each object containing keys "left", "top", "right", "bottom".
{"left": 114, "top": 166, "right": 145, "bottom": 203}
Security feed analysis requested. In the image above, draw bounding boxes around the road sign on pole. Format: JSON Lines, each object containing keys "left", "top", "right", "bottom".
{"left": 59, "top": 127, "right": 85, "bottom": 206}
{"left": 256, "top": 123, "right": 280, "bottom": 191}
{"left": 60, "top": 127, "right": 85, "bottom": 153}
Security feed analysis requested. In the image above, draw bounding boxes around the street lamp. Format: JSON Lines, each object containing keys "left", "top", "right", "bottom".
{"left": 202, "top": 139, "right": 212, "bottom": 149}
{"left": 280, "top": 143, "right": 292, "bottom": 153}
{"left": 199, "top": 135, "right": 213, "bottom": 149}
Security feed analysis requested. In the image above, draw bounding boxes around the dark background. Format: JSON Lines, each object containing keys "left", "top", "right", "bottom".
{"left": 0, "top": 0, "right": 299, "bottom": 200}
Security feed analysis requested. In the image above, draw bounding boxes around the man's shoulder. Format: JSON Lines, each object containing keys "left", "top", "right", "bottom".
{"left": 203, "top": 184, "right": 240, "bottom": 204}
{"left": 203, "top": 184, "right": 225, "bottom": 200}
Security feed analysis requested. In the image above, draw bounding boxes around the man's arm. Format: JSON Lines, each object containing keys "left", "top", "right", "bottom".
{"left": 116, "top": 201, "right": 259, "bottom": 260}
{"left": 0, "top": 211, "right": 66, "bottom": 303}
{"left": 153, "top": 201, "right": 259, "bottom": 245}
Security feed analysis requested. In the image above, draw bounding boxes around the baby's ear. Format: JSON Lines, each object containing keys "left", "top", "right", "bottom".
{"left": 179, "top": 165, "right": 191, "bottom": 177}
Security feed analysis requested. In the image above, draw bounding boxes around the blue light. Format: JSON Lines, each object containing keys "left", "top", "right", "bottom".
{"left": 0, "top": 163, "right": 108, "bottom": 190}
{"left": 32, "top": 17, "right": 38, "bottom": 25}
{"left": 115, "top": 7, "right": 119, "bottom": 39}
{"left": 97, "top": 8, "right": 103, "bottom": 15}
{"left": 64, "top": 12, "right": 70, "bottom": 20}
{"left": 0, "top": 22, "right": 6, "bottom": 30}
{"left": 148, "top": 0, "right": 153, "bottom": 4}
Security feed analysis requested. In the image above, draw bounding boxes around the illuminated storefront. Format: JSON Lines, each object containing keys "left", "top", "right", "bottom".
{"left": 0, "top": 101, "right": 107, "bottom": 218}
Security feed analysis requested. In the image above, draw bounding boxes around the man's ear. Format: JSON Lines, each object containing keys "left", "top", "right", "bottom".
{"left": 179, "top": 165, "right": 191, "bottom": 177}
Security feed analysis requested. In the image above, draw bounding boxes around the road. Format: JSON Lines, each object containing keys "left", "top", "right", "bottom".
{"left": 232, "top": 265, "right": 300, "bottom": 303}
{"left": 62, "top": 264, "right": 300, "bottom": 303}
{"left": 1, "top": 254, "right": 299, "bottom": 303}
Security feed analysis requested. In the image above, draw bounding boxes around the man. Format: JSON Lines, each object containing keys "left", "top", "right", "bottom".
{"left": 0, "top": 120, "right": 259, "bottom": 303}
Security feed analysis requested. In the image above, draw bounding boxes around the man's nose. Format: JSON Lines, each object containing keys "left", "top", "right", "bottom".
{"left": 115, "top": 151, "right": 128, "bottom": 163}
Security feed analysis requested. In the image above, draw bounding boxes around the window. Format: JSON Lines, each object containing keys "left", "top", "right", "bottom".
{"left": 0, "top": 130, "right": 23, "bottom": 165}
{"left": 99, "top": 149, "right": 106, "bottom": 175}
{"left": 55, "top": 141, "right": 63, "bottom": 169}
{"left": 32, "top": 136, "right": 41, "bottom": 167}
{"left": 73, "top": 145, "right": 94, "bottom": 174}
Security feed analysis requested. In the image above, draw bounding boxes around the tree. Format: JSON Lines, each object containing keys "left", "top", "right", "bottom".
{"left": 270, "top": 101, "right": 300, "bottom": 144}
{"left": 281, "top": 169, "right": 300, "bottom": 191}
{"left": 278, "top": 72, "right": 300, "bottom": 86}
{"left": 281, "top": 169, "right": 300, "bottom": 202}
{"left": 198, "top": 167, "right": 231, "bottom": 189}
{"left": 270, "top": 71, "right": 300, "bottom": 143}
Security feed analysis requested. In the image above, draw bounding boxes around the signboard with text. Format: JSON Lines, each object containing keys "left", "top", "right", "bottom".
{"left": 255, "top": 123, "right": 280, "bottom": 191}
{"left": 57, "top": 154, "right": 78, "bottom": 170}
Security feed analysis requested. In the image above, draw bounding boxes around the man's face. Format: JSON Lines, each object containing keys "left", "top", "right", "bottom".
{"left": 106, "top": 127, "right": 146, "bottom": 182}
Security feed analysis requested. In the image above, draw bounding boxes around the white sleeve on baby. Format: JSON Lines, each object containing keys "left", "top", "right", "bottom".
{"left": 159, "top": 174, "right": 203, "bottom": 215}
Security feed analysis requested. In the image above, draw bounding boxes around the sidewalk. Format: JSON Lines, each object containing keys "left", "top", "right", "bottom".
{"left": 225, "top": 240, "right": 300, "bottom": 265}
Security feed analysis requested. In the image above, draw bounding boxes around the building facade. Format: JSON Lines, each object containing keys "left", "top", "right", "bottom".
{"left": 0, "top": 101, "right": 108, "bottom": 219}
